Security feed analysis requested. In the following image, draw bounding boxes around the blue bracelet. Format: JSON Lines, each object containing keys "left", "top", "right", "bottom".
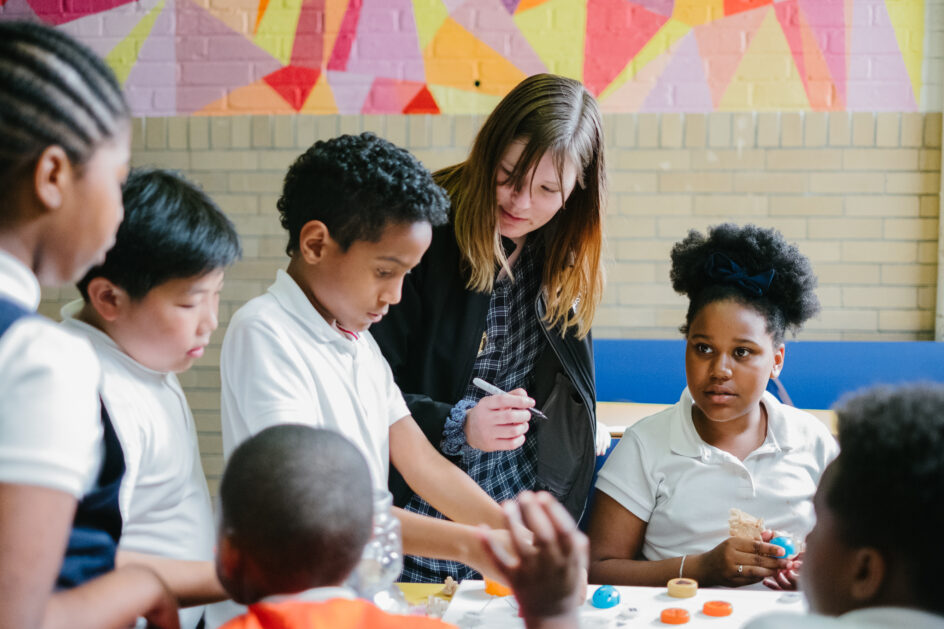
{"left": 441, "top": 398, "right": 476, "bottom": 456}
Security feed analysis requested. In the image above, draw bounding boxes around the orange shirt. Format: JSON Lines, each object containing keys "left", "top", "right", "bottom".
{"left": 220, "top": 597, "right": 454, "bottom": 629}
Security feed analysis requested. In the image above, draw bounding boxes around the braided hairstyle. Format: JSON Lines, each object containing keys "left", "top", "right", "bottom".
{"left": 670, "top": 223, "right": 820, "bottom": 345}
{"left": 0, "top": 21, "right": 129, "bottom": 195}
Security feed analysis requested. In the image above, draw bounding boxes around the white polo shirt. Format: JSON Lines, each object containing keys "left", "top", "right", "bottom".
{"left": 745, "top": 607, "right": 944, "bottom": 629}
{"left": 596, "top": 389, "right": 838, "bottom": 562}
{"left": 220, "top": 269, "right": 410, "bottom": 491}
{"left": 0, "top": 249, "right": 102, "bottom": 498}
{"left": 60, "top": 303, "right": 214, "bottom": 629}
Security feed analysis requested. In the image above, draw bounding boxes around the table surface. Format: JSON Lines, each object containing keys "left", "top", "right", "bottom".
{"left": 440, "top": 580, "right": 807, "bottom": 628}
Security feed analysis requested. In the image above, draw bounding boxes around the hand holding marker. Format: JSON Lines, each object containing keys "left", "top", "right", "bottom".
{"left": 472, "top": 378, "right": 548, "bottom": 421}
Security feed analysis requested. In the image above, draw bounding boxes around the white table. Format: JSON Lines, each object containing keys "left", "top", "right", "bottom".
{"left": 442, "top": 580, "right": 807, "bottom": 628}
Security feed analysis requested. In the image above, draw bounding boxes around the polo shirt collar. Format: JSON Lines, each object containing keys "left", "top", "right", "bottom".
{"left": 0, "top": 248, "right": 40, "bottom": 310}
{"left": 268, "top": 270, "right": 355, "bottom": 347}
{"left": 670, "top": 389, "right": 802, "bottom": 458}
{"left": 255, "top": 585, "right": 357, "bottom": 606}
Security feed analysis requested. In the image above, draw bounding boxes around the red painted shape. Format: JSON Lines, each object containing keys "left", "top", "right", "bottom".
{"left": 583, "top": 0, "right": 668, "bottom": 97}
{"left": 724, "top": 0, "right": 771, "bottom": 17}
{"left": 26, "top": 0, "right": 134, "bottom": 25}
{"left": 774, "top": 0, "right": 805, "bottom": 82}
{"left": 327, "top": 0, "right": 362, "bottom": 71}
{"left": 291, "top": 0, "right": 326, "bottom": 68}
{"left": 263, "top": 66, "right": 321, "bottom": 111}
{"left": 403, "top": 85, "right": 440, "bottom": 114}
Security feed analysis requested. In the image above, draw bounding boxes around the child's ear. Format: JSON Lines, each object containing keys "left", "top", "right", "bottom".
{"left": 297, "top": 220, "right": 332, "bottom": 264}
{"left": 85, "top": 277, "right": 128, "bottom": 322}
{"left": 33, "top": 145, "right": 73, "bottom": 212}
{"left": 848, "top": 547, "right": 885, "bottom": 603}
{"left": 771, "top": 343, "right": 785, "bottom": 378}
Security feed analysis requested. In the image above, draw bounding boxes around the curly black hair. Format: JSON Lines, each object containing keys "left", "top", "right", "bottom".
{"left": 831, "top": 384, "right": 944, "bottom": 613}
{"left": 669, "top": 223, "right": 819, "bottom": 344}
{"left": 278, "top": 132, "right": 450, "bottom": 254}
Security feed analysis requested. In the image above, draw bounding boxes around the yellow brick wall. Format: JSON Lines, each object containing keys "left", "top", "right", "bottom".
{"left": 36, "top": 112, "right": 942, "bottom": 493}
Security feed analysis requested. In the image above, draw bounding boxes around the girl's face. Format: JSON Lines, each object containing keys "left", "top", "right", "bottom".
{"left": 684, "top": 299, "right": 784, "bottom": 425}
{"left": 45, "top": 126, "right": 131, "bottom": 284}
{"left": 495, "top": 139, "right": 577, "bottom": 246}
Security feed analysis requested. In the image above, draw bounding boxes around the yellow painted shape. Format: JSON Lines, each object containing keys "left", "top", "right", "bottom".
{"left": 885, "top": 0, "right": 924, "bottom": 106}
{"left": 411, "top": 0, "right": 449, "bottom": 51}
{"left": 598, "top": 18, "right": 691, "bottom": 101}
{"left": 197, "top": 79, "right": 299, "bottom": 115}
{"left": 720, "top": 8, "right": 809, "bottom": 111}
{"left": 300, "top": 72, "right": 338, "bottom": 113}
{"left": 598, "top": 34, "right": 679, "bottom": 111}
{"left": 672, "top": 0, "right": 724, "bottom": 26}
{"left": 424, "top": 17, "right": 526, "bottom": 96}
{"left": 513, "top": 0, "right": 585, "bottom": 79}
{"left": 324, "top": 0, "right": 348, "bottom": 65}
{"left": 105, "top": 0, "right": 165, "bottom": 85}
{"left": 428, "top": 84, "right": 502, "bottom": 113}
{"left": 254, "top": 0, "right": 270, "bottom": 34}
{"left": 253, "top": 0, "right": 304, "bottom": 65}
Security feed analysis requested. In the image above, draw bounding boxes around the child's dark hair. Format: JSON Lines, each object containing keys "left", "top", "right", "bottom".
{"left": 0, "top": 21, "right": 129, "bottom": 192}
{"left": 831, "top": 384, "right": 944, "bottom": 614}
{"left": 670, "top": 223, "right": 819, "bottom": 344}
{"left": 220, "top": 425, "right": 373, "bottom": 589}
{"left": 278, "top": 132, "right": 450, "bottom": 254}
{"left": 77, "top": 169, "right": 241, "bottom": 300}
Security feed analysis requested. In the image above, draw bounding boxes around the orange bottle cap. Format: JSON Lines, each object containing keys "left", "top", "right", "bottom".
{"left": 661, "top": 608, "right": 691, "bottom": 624}
{"left": 703, "top": 600, "right": 733, "bottom": 617}
{"left": 483, "top": 578, "right": 512, "bottom": 597}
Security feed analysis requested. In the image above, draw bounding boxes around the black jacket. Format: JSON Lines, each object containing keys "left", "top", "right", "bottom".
{"left": 371, "top": 222, "right": 597, "bottom": 521}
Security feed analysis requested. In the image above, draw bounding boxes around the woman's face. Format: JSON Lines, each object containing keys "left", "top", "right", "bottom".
{"left": 495, "top": 140, "right": 578, "bottom": 246}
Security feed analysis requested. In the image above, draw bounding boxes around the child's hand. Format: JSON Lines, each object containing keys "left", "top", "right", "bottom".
{"left": 763, "top": 552, "right": 802, "bottom": 591}
{"left": 465, "top": 389, "right": 533, "bottom": 451}
{"left": 693, "top": 536, "right": 791, "bottom": 587}
{"left": 477, "top": 491, "right": 588, "bottom": 625}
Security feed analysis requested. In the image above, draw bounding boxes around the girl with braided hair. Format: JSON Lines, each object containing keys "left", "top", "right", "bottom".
{"left": 0, "top": 21, "right": 178, "bottom": 629}
{"left": 588, "top": 223, "right": 838, "bottom": 591}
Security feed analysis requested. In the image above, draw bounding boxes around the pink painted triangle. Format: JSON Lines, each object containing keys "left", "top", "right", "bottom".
{"left": 642, "top": 31, "right": 713, "bottom": 112}
{"left": 584, "top": 0, "right": 669, "bottom": 97}
{"left": 598, "top": 38, "right": 676, "bottom": 112}
{"left": 693, "top": 5, "right": 769, "bottom": 107}
{"left": 122, "top": 0, "right": 177, "bottom": 115}
{"left": 774, "top": 0, "right": 806, "bottom": 82}
{"left": 175, "top": 0, "right": 282, "bottom": 113}
{"left": 25, "top": 0, "right": 133, "bottom": 25}
{"left": 633, "top": 0, "right": 673, "bottom": 16}
{"left": 290, "top": 0, "right": 326, "bottom": 68}
{"left": 362, "top": 77, "right": 425, "bottom": 113}
{"left": 345, "top": 0, "right": 424, "bottom": 82}
{"left": 797, "top": 0, "right": 845, "bottom": 104}
{"left": 325, "top": 70, "right": 374, "bottom": 113}
{"left": 327, "top": 0, "right": 362, "bottom": 70}
{"left": 452, "top": 0, "right": 547, "bottom": 76}
{"left": 847, "top": 0, "right": 915, "bottom": 110}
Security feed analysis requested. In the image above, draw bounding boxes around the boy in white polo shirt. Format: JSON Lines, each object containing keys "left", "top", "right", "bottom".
{"left": 219, "top": 133, "right": 510, "bottom": 582}
{"left": 62, "top": 169, "right": 242, "bottom": 629}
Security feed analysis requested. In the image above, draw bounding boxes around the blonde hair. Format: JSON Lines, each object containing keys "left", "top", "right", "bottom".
{"left": 435, "top": 74, "right": 606, "bottom": 338}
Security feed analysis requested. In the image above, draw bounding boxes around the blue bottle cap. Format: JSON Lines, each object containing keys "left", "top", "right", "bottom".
{"left": 591, "top": 584, "right": 621, "bottom": 609}
{"left": 769, "top": 536, "right": 796, "bottom": 558}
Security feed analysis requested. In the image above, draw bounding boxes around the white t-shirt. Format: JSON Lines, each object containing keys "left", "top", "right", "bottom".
{"left": 61, "top": 303, "right": 214, "bottom": 629}
{"left": 220, "top": 269, "right": 410, "bottom": 491}
{"left": 745, "top": 607, "right": 944, "bottom": 628}
{"left": 0, "top": 249, "right": 102, "bottom": 498}
{"left": 596, "top": 389, "right": 838, "bottom": 562}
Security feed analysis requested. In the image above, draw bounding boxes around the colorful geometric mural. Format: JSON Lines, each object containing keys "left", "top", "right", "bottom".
{"left": 0, "top": 0, "right": 928, "bottom": 115}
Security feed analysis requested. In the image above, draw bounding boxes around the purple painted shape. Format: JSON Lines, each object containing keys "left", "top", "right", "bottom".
{"left": 442, "top": 0, "right": 465, "bottom": 11}
{"left": 345, "top": 0, "right": 424, "bottom": 82}
{"left": 451, "top": 0, "right": 546, "bottom": 75}
{"left": 174, "top": 0, "right": 281, "bottom": 113}
{"left": 847, "top": 0, "right": 915, "bottom": 111}
{"left": 632, "top": 0, "right": 673, "bottom": 17}
{"left": 122, "top": 0, "right": 176, "bottom": 115}
{"left": 0, "top": 0, "right": 40, "bottom": 22}
{"left": 797, "top": 0, "right": 845, "bottom": 103}
{"left": 326, "top": 70, "right": 375, "bottom": 113}
{"left": 56, "top": 0, "right": 163, "bottom": 57}
{"left": 500, "top": 0, "right": 519, "bottom": 13}
{"left": 642, "top": 32, "right": 712, "bottom": 112}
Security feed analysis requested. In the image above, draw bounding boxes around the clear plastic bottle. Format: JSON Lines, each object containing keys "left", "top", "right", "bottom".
{"left": 346, "top": 489, "right": 408, "bottom": 612}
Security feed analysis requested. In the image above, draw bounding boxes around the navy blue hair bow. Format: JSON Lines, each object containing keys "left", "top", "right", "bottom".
{"left": 704, "top": 252, "right": 775, "bottom": 297}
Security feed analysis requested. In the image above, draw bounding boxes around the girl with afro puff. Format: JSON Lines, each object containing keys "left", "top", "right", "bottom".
{"left": 588, "top": 224, "right": 838, "bottom": 590}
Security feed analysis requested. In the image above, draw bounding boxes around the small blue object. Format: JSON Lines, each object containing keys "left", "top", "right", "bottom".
{"left": 770, "top": 536, "right": 796, "bottom": 558}
{"left": 591, "top": 585, "right": 620, "bottom": 609}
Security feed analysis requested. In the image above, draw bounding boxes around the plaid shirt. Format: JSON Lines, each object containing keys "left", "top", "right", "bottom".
{"left": 400, "top": 241, "right": 545, "bottom": 583}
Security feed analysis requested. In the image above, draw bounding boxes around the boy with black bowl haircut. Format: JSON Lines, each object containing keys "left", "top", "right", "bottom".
{"left": 747, "top": 384, "right": 944, "bottom": 628}
{"left": 217, "top": 425, "right": 587, "bottom": 629}
{"left": 64, "top": 168, "right": 242, "bottom": 629}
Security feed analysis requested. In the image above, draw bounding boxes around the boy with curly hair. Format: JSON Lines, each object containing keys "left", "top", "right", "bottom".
{"left": 211, "top": 133, "right": 511, "bottom": 625}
